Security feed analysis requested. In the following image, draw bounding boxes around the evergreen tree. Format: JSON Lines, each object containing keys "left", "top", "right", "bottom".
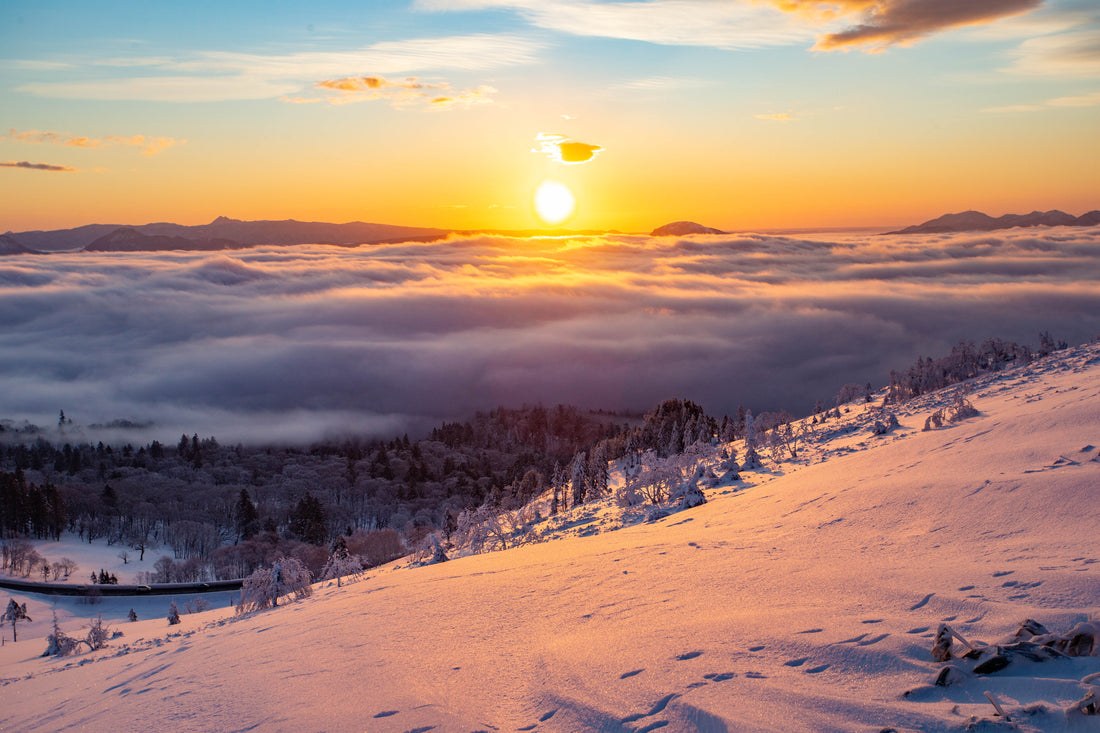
{"left": 167, "top": 601, "right": 181, "bottom": 625}
{"left": 234, "top": 488, "right": 259, "bottom": 542}
{"left": 289, "top": 492, "right": 328, "bottom": 545}
{"left": 127, "top": 608, "right": 138, "bottom": 622}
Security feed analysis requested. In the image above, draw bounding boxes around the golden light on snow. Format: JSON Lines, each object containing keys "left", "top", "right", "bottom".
{"left": 533, "top": 180, "right": 576, "bottom": 226}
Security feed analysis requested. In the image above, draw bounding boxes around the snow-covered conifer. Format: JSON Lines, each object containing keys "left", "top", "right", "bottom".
{"left": 322, "top": 536, "right": 362, "bottom": 587}
{"left": 570, "top": 452, "right": 587, "bottom": 506}
{"left": 127, "top": 608, "right": 138, "bottom": 622}
{"left": 167, "top": 601, "right": 181, "bottom": 625}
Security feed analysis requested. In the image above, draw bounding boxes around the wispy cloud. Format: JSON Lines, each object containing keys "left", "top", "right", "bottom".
{"left": 306, "top": 75, "right": 497, "bottom": 108}
{"left": 985, "top": 89, "right": 1100, "bottom": 112}
{"left": 533, "top": 133, "right": 603, "bottom": 163}
{"left": 417, "top": 0, "right": 813, "bottom": 50}
{"left": 613, "top": 75, "right": 712, "bottom": 91}
{"left": 420, "top": 0, "right": 1046, "bottom": 52}
{"left": 15, "top": 34, "right": 540, "bottom": 102}
{"left": 1001, "top": 27, "right": 1100, "bottom": 78}
{"left": 0, "top": 160, "right": 78, "bottom": 172}
{"left": 5, "top": 128, "right": 184, "bottom": 156}
{"left": 755, "top": 112, "right": 794, "bottom": 121}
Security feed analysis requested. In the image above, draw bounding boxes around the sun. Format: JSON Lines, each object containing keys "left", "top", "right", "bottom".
{"left": 534, "top": 180, "right": 576, "bottom": 226}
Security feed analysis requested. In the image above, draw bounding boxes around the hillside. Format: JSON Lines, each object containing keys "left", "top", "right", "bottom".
{"left": 2, "top": 344, "right": 1099, "bottom": 731}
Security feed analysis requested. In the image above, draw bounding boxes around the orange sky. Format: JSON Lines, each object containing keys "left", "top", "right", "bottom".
{"left": 2, "top": 1, "right": 1098, "bottom": 233}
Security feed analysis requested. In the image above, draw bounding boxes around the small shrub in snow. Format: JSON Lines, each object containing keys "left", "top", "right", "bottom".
{"left": 922, "top": 409, "right": 944, "bottom": 431}
{"left": 947, "top": 392, "right": 979, "bottom": 422}
{"left": 42, "top": 611, "right": 78, "bottom": 657}
{"left": 872, "top": 413, "right": 900, "bottom": 435}
{"left": 167, "top": 601, "right": 181, "bottom": 625}
{"left": 236, "top": 556, "right": 313, "bottom": 614}
{"left": 85, "top": 615, "right": 110, "bottom": 651}
{"left": 127, "top": 608, "right": 138, "bottom": 622}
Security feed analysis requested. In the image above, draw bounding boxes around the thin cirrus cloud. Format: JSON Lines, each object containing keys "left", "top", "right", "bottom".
{"left": 4, "top": 129, "right": 184, "bottom": 156}
{"left": 301, "top": 75, "right": 498, "bottom": 108}
{"left": 0, "top": 160, "right": 77, "bottom": 172}
{"left": 14, "top": 34, "right": 540, "bottom": 102}
{"left": 420, "top": 0, "right": 1046, "bottom": 51}
{"left": 755, "top": 112, "right": 794, "bottom": 121}
{"left": 416, "top": 0, "right": 814, "bottom": 49}
{"left": 533, "top": 133, "right": 603, "bottom": 163}
{"left": 1, "top": 228, "right": 1099, "bottom": 444}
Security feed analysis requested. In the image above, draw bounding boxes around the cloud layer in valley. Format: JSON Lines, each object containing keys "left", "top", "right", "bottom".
{"left": 2, "top": 227, "right": 1099, "bottom": 444}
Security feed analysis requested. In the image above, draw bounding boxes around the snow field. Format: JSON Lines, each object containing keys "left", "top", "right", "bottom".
{"left": 1, "top": 343, "right": 1098, "bottom": 731}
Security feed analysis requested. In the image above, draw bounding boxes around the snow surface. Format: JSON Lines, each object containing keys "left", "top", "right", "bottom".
{"left": 2, "top": 344, "right": 1099, "bottom": 732}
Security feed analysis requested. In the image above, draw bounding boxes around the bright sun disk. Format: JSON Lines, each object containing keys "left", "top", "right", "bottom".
{"left": 534, "top": 180, "right": 576, "bottom": 226}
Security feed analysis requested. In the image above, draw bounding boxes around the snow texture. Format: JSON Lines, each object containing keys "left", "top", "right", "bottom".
{"left": 2, "top": 342, "right": 1099, "bottom": 731}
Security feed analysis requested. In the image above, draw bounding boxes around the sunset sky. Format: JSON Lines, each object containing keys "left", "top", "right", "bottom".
{"left": 1, "top": 0, "right": 1098, "bottom": 233}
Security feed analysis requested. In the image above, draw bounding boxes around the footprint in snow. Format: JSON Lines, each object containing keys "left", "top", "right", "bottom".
{"left": 703, "top": 672, "right": 736, "bottom": 682}
{"left": 620, "top": 669, "right": 645, "bottom": 679}
{"left": 836, "top": 633, "right": 868, "bottom": 644}
{"left": 798, "top": 628, "right": 824, "bottom": 634}
{"left": 675, "top": 651, "right": 703, "bottom": 661}
{"left": 373, "top": 711, "right": 399, "bottom": 718}
{"left": 539, "top": 709, "right": 558, "bottom": 722}
{"left": 906, "top": 627, "right": 929, "bottom": 634}
{"left": 992, "top": 570, "right": 1014, "bottom": 577}
{"left": 908, "top": 593, "right": 934, "bottom": 611}
{"left": 745, "top": 671, "right": 768, "bottom": 679}
{"left": 861, "top": 619, "right": 884, "bottom": 624}
{"left": 857, "top": 633, "right": 890, "bottom": 646}
{"left": 805, "top": 664, "right": 831, "bottom": 674}
{"left": 784, "top": 657, "right": 810, "bottom": 667}
{"left": 621, "top": 693, "right": 678, "bottom": 723}
{"left": 958, "top": 585, "right": 975, "bottom": 591}
{"left": 748, "top": 645, "right": 765, "bottom": 652}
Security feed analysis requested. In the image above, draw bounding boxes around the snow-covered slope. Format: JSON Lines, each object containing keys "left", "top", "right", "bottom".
{"left": 2, "top": 344, "right": 1099, "bottom": 732}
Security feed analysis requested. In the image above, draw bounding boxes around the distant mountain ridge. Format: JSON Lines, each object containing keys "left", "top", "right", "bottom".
{"left": 650, "top": 221, "right": 725, "bottom": 236}
{"left": 890, "top": 209, "right": 1100, "bottom": 234}
{"left": 2, "top": 216, "right": 451, "bottom": 254}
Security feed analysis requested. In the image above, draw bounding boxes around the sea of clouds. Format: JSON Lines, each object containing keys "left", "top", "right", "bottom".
{"left": 2, "top": 227, "right": 1099, "bottom": 444}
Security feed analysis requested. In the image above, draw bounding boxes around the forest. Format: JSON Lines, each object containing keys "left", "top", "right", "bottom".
{"left": 0, "top": 334, "right": 1065, "bottom": 583}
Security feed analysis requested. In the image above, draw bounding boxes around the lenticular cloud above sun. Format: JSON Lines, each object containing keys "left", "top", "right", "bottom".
{"left": 1, "top": 227, "right": 1099, "bottom": 443}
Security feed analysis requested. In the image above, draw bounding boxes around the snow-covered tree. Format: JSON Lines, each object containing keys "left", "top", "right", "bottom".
{"left": 2, "top": 598, "right": 31, "bottom": 642}
{"left": 127, "top": 608, "right": 138, "bottom": 622}
{"left": 86, "top": 615, "right": 109, "bottom": 650}
{"left": 570, "top": 452, "right": 587, "bottom": 506}
{"left": 586, "top": 445, "right": 609, "bottom": 501}
{"left": 167, "top": 601, "right": 181, "bottom": 625}
{"left": 42, "top": 611, "right": 78, "bottom": 657}
{"left": 742, "top": 410, "right": 761, "bottom": 469}
{"left": 427, "top": 532, "right": 448, "bottom": 564}
{"left": 321, "top": 536, "right": 362, "bottom": 587}
{"left": 236, "top": 556, "right": 313, "bottom": 614}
